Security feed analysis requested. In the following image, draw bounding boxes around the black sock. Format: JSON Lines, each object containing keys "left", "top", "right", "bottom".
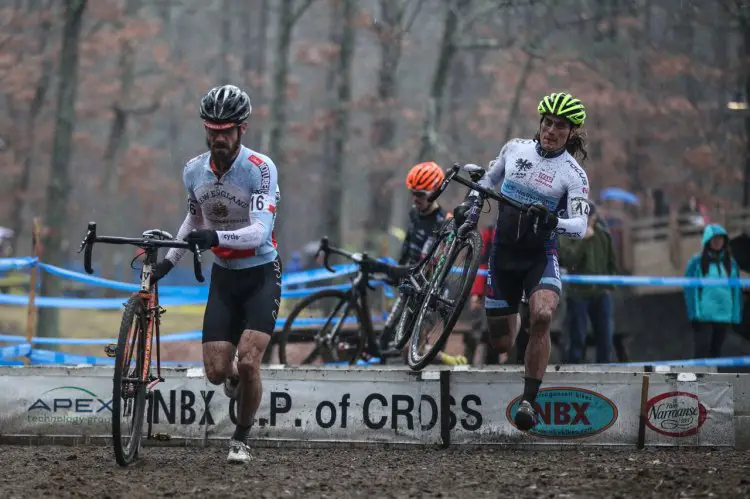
{"left": 522, "top": 377, "right": 542, "bottom": 404}
{"left": 232, "top": 424, "right": 251, "bottom": 443}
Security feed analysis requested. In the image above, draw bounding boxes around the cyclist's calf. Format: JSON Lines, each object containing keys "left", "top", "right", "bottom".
{"left": 237, "top": 329, "right": 270, "bottom": 378}
{"left": 486, "top": 315, "right": 517, "bottom": 353}
{"left": 528, "top": 289, "right": 559, "bottom": 336}
{"left": 203, "top": 341, "right": 235, "bottom": 385}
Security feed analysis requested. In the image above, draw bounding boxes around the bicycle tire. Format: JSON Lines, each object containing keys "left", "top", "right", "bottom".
{"left": 278, "top": 289, "right": 366, "bottom": 365}
{"left": 112, "top": 295, "right": 148, "bottom": 467}
{"left": 392, "top": 219, "right": 456, "bottom": 351}
{"left": 391, "top": 295, "right": 412, "bottom": 350}
{"left": 408, "top": 229, "right": 483, "bottom": 371}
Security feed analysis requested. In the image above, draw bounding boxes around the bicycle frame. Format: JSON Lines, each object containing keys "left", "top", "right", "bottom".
{"left": 314, "top": 238, "right": 406, "bottom": 362}
{"left": 79, "top": 221, "right": 204, "bottom": 424}
{"left": 136, "top": 247, "right": 162, "bottom": 392}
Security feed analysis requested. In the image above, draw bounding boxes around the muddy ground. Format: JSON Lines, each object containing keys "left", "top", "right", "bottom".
{"left": 1, "top": 444, "right": 748, "bottom": 498}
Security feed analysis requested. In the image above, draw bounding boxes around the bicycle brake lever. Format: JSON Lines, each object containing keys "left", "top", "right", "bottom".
{"left": 77, "top": 232, "right": 90, "bottom": 254}
{"left": 323, "top": 252, "right": 335, "bottom": 273}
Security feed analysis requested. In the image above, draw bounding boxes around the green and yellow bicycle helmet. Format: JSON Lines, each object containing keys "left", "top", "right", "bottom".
{"left": 537, "top": 92, "right": 586, "bottom": 126}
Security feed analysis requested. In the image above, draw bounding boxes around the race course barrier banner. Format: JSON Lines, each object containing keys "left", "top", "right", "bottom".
{"left": 0, "top": 366, "right": 741, "bottom": 448}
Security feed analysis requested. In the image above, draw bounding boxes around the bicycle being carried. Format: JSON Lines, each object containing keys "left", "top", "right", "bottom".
{"left": 276, "top": 238, "right": 412, "bottom": 365}
{"left": 78, "top": 222, "right": 204, "bottom": 467}
{"left": 397, "top": 162, "right": 531, "bottom": 371}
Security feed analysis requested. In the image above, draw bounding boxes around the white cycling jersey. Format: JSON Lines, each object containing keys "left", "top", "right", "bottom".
{"left": 478, "top": 138, "right": 590, "bottom": 247}
{"left": 166, "top": 145, "right": 280, "bottom": 270}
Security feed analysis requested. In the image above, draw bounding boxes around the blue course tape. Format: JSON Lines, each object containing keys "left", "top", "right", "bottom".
{"left": 620, "top": 355, "right": 750, "bottom": 368}
{"left": 0, "top": 293, "right": 206, "bottom": 309}
{"left": 0, "top": 343, "right": 31, "bottom": 360}
{"left": 0, "top": 331, "right": 203, "bottom": 345}
{"left": 0, "top": 280, "right": 391, "bottom": 308}
{"left": 29, "top": 348, "right": 115, "bottom": 365}
{"left": 0, "top": 257, "right": 37, "bottom": 272}
{"left": 38, "top": 263, "right": 209, "bottom": 297}
{"left": 473, "top": 268, "right": 750, "bottom": 287}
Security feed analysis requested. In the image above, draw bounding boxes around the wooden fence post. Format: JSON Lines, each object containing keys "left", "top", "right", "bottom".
{"left": 23, "top": 217, "right": 42, "bottom": 364}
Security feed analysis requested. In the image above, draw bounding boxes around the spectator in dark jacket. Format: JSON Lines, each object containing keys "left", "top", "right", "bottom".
{"left": 559, "top": 203, "right": 618, "bottom": 363}
{"left": 684, "top": 223, "right": 742, "bottom": 358}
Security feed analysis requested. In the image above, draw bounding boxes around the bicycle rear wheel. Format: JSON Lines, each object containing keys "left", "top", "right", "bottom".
{"left": 278, "top": 289, "right": 365, "bottom": 365}
{"left": 112, "top": 295, "right": 148, "bottom": 466}
{"left": 408, "top": 229, "right": 483, "bottom": 371}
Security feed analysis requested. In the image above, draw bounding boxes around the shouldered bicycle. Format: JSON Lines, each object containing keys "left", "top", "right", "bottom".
{"left": 399, "top": 162, "right": 531, "bottom": 370}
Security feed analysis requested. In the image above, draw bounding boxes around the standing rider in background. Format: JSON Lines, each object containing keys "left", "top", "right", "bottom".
{"left": 380, "top": 161, "right": 467, "bottom": 366}
{"left": 149, "top": 85, "right": 282, "bottom": 464}
{"left": 477, "top": 92, "right": 591, "bottom": 431}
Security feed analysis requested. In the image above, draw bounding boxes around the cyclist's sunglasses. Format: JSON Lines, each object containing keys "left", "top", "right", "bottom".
{"left": 410, "top": 190, "right": 430, "bottom": 198}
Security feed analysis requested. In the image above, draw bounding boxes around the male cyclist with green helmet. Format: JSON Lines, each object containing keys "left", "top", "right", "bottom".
{"left": 476, "top": 92, "right": 591, "bottom": 431}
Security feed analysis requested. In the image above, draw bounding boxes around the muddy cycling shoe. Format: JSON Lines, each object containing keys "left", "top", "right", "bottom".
{"left": 514, "top": 400, "right": 538, "bottom": 431}
{"left": 227, "top": 439, "right": 252, "bottom": 464}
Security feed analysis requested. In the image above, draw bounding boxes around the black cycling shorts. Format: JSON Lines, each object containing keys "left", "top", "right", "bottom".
{"left": 484, "top": 243, "right": 561, "bottom": 317}
{"left": 202, "top": 258, "right": 282, "bottom": 344}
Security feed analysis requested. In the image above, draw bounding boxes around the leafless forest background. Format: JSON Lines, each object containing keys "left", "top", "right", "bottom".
{"left": 2, "top": 0, "right": 749, "bottom": 280}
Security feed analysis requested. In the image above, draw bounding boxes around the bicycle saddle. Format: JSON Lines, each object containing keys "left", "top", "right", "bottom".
{"left": 142, "top": 229, "right": 174, "bottom": 240}
{"left": 463, "top": 163, "right": 486, "bottom": 181}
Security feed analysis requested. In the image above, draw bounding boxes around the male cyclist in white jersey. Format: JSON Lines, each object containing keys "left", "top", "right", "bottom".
{"left": 149, "top": 85, "right": 282, "bottom": 463}
{"left": 477, "top": 92, "right": 591, "bottom": 431}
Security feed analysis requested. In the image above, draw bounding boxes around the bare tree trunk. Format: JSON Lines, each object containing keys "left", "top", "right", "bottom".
{"left": 9, "top": 0, "right": 54, "bottom": 253}
{"left": 501, "top": 51, "right": 536, "bottom": 144}
{"left": 37, "top": 0, "right": 87, "bottom": 339}
{"left": 267, "top": 0, "right": 315, "bottom": 241}
{"left": 243, "top": 0, "right": 269, "bottom": 147}
{"left": 219, "top": 0, "right": 232, "bottom": 83}
{"left": 98, "top": 0, "right": 140, "bottom": 283}
{"left": 416, "top": 0, "right": 469, "bottom": 162}
{"left": 364, "top": 0, "right": 407, "bottom": 253}
{"left": 324, "top": 0, "right": 355, "bottom": 245}
{"left": 101, "top": 0, "right": 141, "bottom": 198}
{"left": 321, "top": 0, "right": 341, "bottom": 196}
{"left": 387, "top": 0, "right": 468, "bottom": 250}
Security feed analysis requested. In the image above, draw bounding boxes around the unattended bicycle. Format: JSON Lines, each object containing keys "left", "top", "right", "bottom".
{"left": 78, "top": 222, "right": 204, "bottom": 467}
{"left": 400, "top": 162, "right": 531, "bottom": 370}
{"left": 277, "top": 237, "right": 412, "bottom": 365}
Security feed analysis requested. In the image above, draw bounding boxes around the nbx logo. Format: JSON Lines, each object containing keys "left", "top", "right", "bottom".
{"left": 535, "top": 401, "right": 590, "bottom": 425}
{"left": 28, "top": 386, "right": 113, "bottom": 413}
{"left": 148, "top": 389, "right": 215, "bottom": 425}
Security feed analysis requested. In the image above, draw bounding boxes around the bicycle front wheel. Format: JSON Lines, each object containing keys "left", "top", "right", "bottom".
{"left": 278, "top": 289, "right": 365, "bottom": 365}
{"left": 408, "top": 229, "right": 483, "bottom": 371}
{"left": 112, "top": 295, "right": 148, "bottom": 466}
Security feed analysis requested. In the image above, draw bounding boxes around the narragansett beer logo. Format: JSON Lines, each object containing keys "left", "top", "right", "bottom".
{"left": 645, "top": 391, "right": 708, "bottom": 437}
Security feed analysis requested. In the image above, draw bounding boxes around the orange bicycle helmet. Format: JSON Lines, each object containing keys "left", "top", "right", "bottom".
{"left": 406, "top": 162, "right": 444, "bottom": 192}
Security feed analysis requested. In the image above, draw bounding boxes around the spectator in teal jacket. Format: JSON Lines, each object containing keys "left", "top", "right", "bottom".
{"left": 683, "top": 223, "right": 742, "bottom": 358}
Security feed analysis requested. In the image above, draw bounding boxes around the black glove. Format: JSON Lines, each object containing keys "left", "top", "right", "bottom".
{"left": 150, "top": 259, "right": 174, "bottom": 285}
{"left": 527, "top": 202, "right": 558, "bottom": 232}
{"left": 184, "top": 229, "right": 219, "bottom": 250}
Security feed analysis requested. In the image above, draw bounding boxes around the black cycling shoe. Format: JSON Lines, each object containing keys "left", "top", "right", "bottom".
{"left": 514, "top": 400, "right": 538, "bottom": 431}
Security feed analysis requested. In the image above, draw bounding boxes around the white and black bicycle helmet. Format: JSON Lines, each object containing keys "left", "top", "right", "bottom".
{"left": 199, "top": 85, "right": 252, "bottom": 128}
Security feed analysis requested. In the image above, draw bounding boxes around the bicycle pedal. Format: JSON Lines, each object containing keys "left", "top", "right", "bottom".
{"left": 104, "top": 344, "right": 117, "bottom": 358}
